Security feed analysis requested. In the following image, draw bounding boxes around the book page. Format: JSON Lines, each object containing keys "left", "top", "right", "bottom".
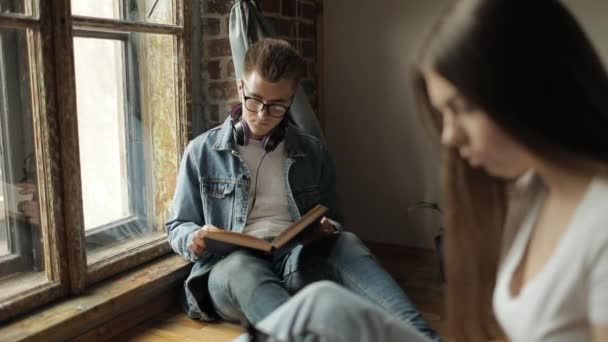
{"left": 272, "top": 204, "right": 328, "bottom": 248}
{"left": 205, "top": 230, "right": 273, "bottom": 252}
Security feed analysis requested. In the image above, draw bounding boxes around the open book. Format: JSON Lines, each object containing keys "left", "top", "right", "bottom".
{"left": 203, "top": 204, "right": 328, "bottom": 260}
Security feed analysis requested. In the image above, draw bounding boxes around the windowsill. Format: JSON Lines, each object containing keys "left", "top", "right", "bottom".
{"left": 87, "top": 231, "right": 167, "bottom": 266}
{"left": 0, "top": 253, "right": 191, "bottom": 341}
{"left": 0, "top": 271, "right": 48, "bottom": 302}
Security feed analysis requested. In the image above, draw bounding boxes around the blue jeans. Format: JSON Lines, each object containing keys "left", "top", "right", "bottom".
{"left": 233, "top": 281, "right": 438, "bottom": 342}
{"left": 208, "top": 232, "right": 439, "bottom": 340}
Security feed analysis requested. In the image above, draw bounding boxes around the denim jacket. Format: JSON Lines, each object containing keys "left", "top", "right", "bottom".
{"left": 166, "top": 117, "right": 343, "bottom": 321}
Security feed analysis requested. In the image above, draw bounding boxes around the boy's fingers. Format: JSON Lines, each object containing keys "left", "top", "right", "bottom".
{"left": 319, "top": 217, "right": 334, "bottom": 234}
{"left": 192, "top": 236, "right": 204, "bottom": 247}
{"left": 188, "top": 243, "right": 203, "bottom": 254}
{"left": 196, "top": 226, "right": 210, "bottom": 238}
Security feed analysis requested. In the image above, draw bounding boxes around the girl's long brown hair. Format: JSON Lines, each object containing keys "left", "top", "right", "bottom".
{"left": 413, "top": 0, "right": 608, "bottom": 340}
{"left": 414, "top": 70, "right": 507, "bottom": 341}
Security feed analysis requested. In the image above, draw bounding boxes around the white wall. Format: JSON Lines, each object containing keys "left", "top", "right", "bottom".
{"left": 562, "top": 0, "right": 608, "bottom": 64}
{"left": 323, "top": 0, "right": 449, "bottom": 248}
{"left": 323, "top": 0, "right": 608, "bottom": 248}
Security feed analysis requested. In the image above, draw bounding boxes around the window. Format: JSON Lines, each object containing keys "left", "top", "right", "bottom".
{"left": 71, "top": 0, "right": 174, "bottom": 25}
{"left": 0, "top": 25, "right": 44, "bottom": 298}
{"left": 0, "top": 0, "right": 191, "bottom": 322}
{"left": 0, "top": 0, "right": 33, "bottom": 16}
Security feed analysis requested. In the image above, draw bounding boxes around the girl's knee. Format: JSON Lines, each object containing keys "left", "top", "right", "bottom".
{"left": 299, "top": 280, "right": 343, "bottom": 297}
{"left": 296, "top": 281, "right": 354, "bottom": 309}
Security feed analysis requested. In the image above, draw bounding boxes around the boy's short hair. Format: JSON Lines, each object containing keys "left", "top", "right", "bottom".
{"left": 243, "top": 38, "right": 305, "bottom": 85}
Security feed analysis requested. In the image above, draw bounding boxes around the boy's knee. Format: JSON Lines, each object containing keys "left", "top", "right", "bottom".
{"left": 331, "top": 231, "right": 371, "bottom": 258}
{"left": 339, "top": 231, "right": 361, "bottom": 243}
{"left": 209, "top": 251, "right": 266, "bottom": 289}
{"left": 212, "top": 251, "right": 245, "bottom": 276}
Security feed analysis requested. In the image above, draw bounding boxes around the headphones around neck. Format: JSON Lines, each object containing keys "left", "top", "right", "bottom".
{"left": 230, "top": 105, "right": 287, "bottom": 153}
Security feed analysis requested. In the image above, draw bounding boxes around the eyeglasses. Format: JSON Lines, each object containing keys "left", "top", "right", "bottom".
{"left": 242, "top": 82, "right": 292, "bottom": 118}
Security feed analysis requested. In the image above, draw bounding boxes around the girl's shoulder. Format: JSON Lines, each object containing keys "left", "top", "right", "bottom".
{"left": 577, "top": 175, "right": 608, "bottom": 263}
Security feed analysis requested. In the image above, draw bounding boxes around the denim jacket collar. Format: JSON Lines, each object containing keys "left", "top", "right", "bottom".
{"left": 211, "top": 118, "right": 235, "bottom": 151}
{"left": 212, "top": 117, "right": 307, "bottom": 158}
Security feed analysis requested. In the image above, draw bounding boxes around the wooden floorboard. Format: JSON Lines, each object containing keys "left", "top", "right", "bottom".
{"left": 113, "top": 242, "right": 445, "bottom": 341}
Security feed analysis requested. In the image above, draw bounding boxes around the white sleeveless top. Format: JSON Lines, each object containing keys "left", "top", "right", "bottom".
{"left": 493, "top": 173, "right": 608, "bottom": 341}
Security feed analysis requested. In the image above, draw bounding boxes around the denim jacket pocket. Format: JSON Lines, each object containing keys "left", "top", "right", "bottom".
{"left": 203, "top": 181, "right": 235, "bottom": 198}
{"left": 201, "top": 180, "right": 236, "bottom": 228}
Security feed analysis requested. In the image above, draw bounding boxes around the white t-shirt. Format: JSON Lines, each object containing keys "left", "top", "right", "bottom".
{"left": 235, "top": 139, "right": 293, "bottom": 238}
{"left": 493, "top": 172, "right": 608, "bottom": 341}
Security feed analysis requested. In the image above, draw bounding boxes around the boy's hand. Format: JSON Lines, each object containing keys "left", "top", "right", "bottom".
{"left": 16, "top": 182, "right": 36, "bottom": 195}
{"left": 15, "top": 182, "right": 38, "bottom": 225}
{"left": 17, "top": 200, "right": 40, "bottom": 225}
{"left": 188, "top": 224, "right": 223, "bottom": 256}
{"left": 301, "top": 217, "right": 336, "bottom": 245}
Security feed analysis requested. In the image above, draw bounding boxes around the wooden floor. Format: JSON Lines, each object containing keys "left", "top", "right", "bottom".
{"left": 114, "top": 310, "right": 244, "bottom": 342}
{"left": 114, "top": 242, "right": 445, "bottom": 341}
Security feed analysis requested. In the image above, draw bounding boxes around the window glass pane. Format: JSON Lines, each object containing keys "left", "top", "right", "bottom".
{"left": 74, "top": 37, "right": 129, "bottom": 230}
{"left": 73, "top": 32, "right": 178, "bottom": 266}
{"left": 71, "top": 0, "right": 175, "bottom": 25}
{"left": 0, "top": 28, "right": 44, "bottom": 288}
{"left": 0, "top": 227, "right": 6, "bottom": 256}
{"left": 0, "top": 0, "right": 34, "bottom": 16}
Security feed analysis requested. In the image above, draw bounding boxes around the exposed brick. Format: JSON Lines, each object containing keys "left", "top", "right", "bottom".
{"left": 206, "top": 60, "right": 221, "bottom": 80}
{"left": 209, "top": 80, "right": 238, "bottom": 101}
{"left": 300, "top": 79, "right": 316, "bottom": 99}
{"left": 203, "top": 17, "right": 221, "bottom": 36}
{"left": 199, "top": 0, "right": 319, "bottom": 128}
{"left": 208, "top": 86, "right": 221, "bottom": 101}
{"left": 223, "top": 102, "right": 240, "bottom": 117}
{"left": 225, "top": 59, "right": 235, "bottom": 78}
{"left": 301, "top": 39, "right": 315, "bottom": 59}
{"left": 296, "top": 22, "right": 315, "bottom": 39}
{"left": 269, "top": 19, "right": 316, "bottom": 40}
{"left": 282, "top": 1, "right": 316, "bottom": 20}
{"left": 206, "top": 38, "right": 232, "bottom": 58}
{"left": 269, "top": 17, "right": 293, "bottom": 38}
{"left": 223, "top": 16, "right": 230, "bottom": 35}
{"left": 208, "top": 104, "right": 220, "bottom": 122}
{"left": 207, "top": 0, "right": 232, "bottom": 15}
{"left": 282, "top": 0, "right": 296, "bottom": 16}
{"left": 301, "top": 1, "right": 315, "bottom": 20}
{"left": 261, "top": 0, "right": 281, "bottom": 14}
{"left": 306, "top": 60, "right": 316, "bottom": 78}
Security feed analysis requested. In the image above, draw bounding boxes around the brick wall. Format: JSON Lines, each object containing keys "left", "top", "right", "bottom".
{"left": 199, "top": 0, "right": 320, "bottom": 130}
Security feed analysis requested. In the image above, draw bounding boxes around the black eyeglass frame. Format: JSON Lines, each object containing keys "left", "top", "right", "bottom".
{"left": 241, "top": 82, "right": 294, "bottom": 118}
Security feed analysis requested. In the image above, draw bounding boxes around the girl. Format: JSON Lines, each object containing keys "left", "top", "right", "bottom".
{"left": 235, "top": 0, "right": 608, "bottom": 341}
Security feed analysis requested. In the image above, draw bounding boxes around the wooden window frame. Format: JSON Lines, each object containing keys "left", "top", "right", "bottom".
{"left": 0, "top": 0, "right": 191, "bottom": 323}
{"left": 0, "top": 25, "right": 43, "bottom": 279}
{"left": 71, "top": 29, "right": 151, "bottom": 262}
